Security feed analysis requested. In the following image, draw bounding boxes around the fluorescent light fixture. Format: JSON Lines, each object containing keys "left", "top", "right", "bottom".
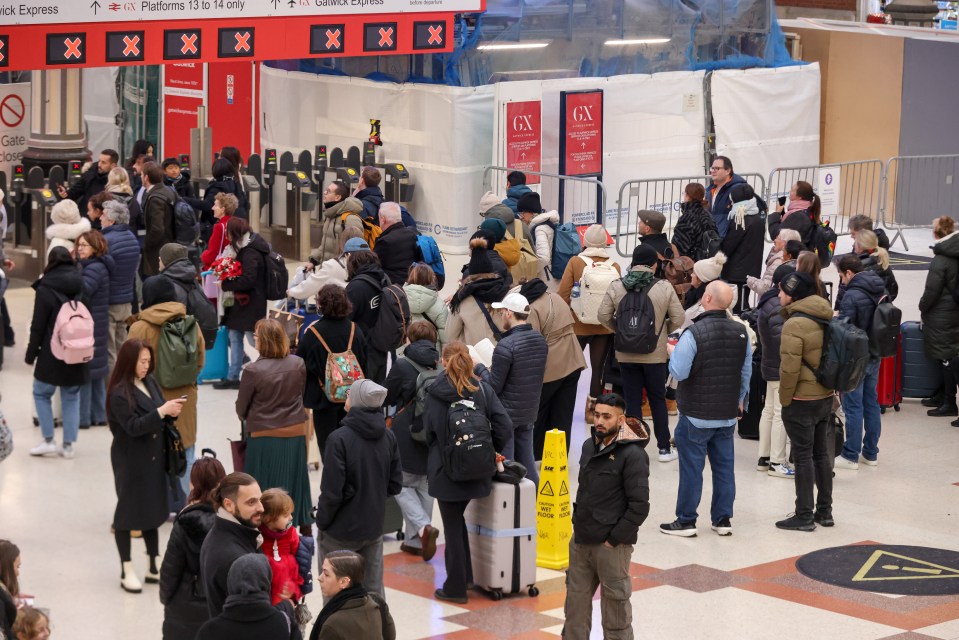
{"left": 477, "top": 42, "right": 551, "bottom": 51}
{"left": 604, "top": 38, "right": 672, "bottom": 45}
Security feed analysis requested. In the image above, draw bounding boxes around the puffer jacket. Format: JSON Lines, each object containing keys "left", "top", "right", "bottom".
{"left": 779, "top": 294, "right": 834, "bottom": 406}
{"left": 384, "top": 339, "right": 439, "bottom": 476}
{"left": 756, "top": 288, "right": 785, "bottom": 381}
{"left": 835, "top": 250, "right": 899, "bottom": 308}
{"left": 45, "top": 217, "right": 91, "bottom": 259}
{"left": 748, "top": 247, "right": 784, "bottom": 297}
{"left": 525, "top": 286, "right": 586, "bottom": 383}
{"left": 26, "top": 262, "right": 90, "bottom": 387}
{"left": 102, "top": 223, "right": 140, "bottom": 305}
{"left": 597, "top": 266, "right": 684, "bottom": 364}
{"left": 403, "top": 283, "right": 448, "bottom": 348}
{"left": 160, "top": 503, "right": 217, "bottom": 640}
{"left": 838, "top": 270, "right": 885, "bottom": 335}
{"left": 671, "top": 200, "right": 717, "bottom": 261}
{"left": 475, "top": 323, "right": 548, "bottom": 426}
{"left": 79, "top": 253, "right": 114, "bottom": 379}
{"left": 346, "top": 263, "right": 391, "bottom": 342}
{"left": 312, "top": 197, "right": 364, "bottom": 264}
{"left": 502, "top": 184, "right": 532, "bottom": 214}
{"left": 529, "top": 210, "right": 560, "bottom": 278}
{"left": 708, "top": 174, "right": 747, "bottom": 238}
{"left": 221, "top": 232, "right": 271, "bottom": 333}
{"left": 558, "top": 251, "right": 621, "bottom": 336}
{"left": 288, "top": 258, "right": 348, "bottom": 302}
{"left": 720, "top": 198, "right": 766, "bottom": 283}
{"left": 919, "top": 231, "right": 959, "bottom": 360}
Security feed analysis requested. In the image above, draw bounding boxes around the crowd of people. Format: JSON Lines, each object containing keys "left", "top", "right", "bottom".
{"left": 1, "top": 151, "right": 958, "bottom": 640}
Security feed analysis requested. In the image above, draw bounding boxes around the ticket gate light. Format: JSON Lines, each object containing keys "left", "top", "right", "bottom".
{"left": 263, "top": 148, "right": 278, "bottom": 226}
{"left": 314, "top": 145, "right": 328, "bottom": 188}
{"left": 363, "top": 141, "right": 376, "bottom": 167}
{"left": 11, "top": 165, "right": 24, "bottom": 201}
{"left": 178, "top": 154, "right": 191, "bottom": 171}
{"left": 68, "top": 161, "right": 84, "bottom": 186}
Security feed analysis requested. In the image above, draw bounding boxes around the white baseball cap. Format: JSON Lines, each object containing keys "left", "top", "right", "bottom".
{"left": 491, "top": 292, "right": 530, "bottom": 314}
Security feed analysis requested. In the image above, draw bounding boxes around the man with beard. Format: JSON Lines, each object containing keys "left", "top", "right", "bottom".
{"left": 200, "top": 473, "right": 265, "bottom": 616}
{"left": 57, "top": 149, "right": 119, "bottom": 214}
{"left": 312, "top": 181, "right": 364, "bottom": 265}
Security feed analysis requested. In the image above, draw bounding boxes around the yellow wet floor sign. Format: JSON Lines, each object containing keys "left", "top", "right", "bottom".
{"left": 536, "top": 429, "right": 571, "bottom": 570}
{"left": 852, "top": 550, "right": 959, "bottom": 582}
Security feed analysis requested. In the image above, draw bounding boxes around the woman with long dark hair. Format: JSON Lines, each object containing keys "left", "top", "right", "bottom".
{"left": 422, "top": 342, "right": 511, "bottom": 604}
{"left": 107, "top": 338, "right": 185, "bottom": 594}
{"left": 160, "top": 455, "right": 227, "bottom": 640}
{"left": 76, "top": 230, "right": 114, "bottom": 429}
{"left": 770, "top": 180, "right": 821, "bottom": 249}
{"left": 0, "top": 539, "right": 21, "bottom": 638}
{"left": 671, "top": 183, "right": 718, "bottom": 261}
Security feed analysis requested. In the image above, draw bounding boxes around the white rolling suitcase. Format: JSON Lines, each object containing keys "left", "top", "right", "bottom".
{"left": 464, "top": 478, "right": 539, "bottom": 600}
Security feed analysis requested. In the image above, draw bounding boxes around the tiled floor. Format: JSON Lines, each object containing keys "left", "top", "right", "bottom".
{"left": 1, "top": 229, "right": 958, "bottom": 639}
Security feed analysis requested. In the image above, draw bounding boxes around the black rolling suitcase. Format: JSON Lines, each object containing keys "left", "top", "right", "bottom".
{"left": 383, "top": 496, "right": 405, "bottom": 540}
{"left": 900, "top": 321, "right": 942, "bottom": 399}
{"left": 738, "top": 360, "right": 764, "bottom": 440}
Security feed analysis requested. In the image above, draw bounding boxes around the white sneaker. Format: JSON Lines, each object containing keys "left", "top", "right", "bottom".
{"left": 30, "top": 440, "right": 59, "bottom": 457}
{"left": 768, "top": 463, "right": 795, "bottom": 478}
{"left": 860, "top": 456, "right": 878, "bottom": 467}
{"left": 835, "top": 456, "right": 859, "bottom": 470}
{"left": 59, "top": 444, "right": 75, "bottom": 459}
{"left": 658, "top": 447, "right": 678, "bottom": 463}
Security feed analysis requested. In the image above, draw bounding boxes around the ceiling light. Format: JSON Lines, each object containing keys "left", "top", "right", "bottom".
{"left": 604, "top": 38, "right": 671, "bottom": 45}
{"left": 477, "top": 42, "right": 551, "bottom": 51}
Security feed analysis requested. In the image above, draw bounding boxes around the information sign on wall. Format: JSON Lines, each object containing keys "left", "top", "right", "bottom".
{"left": 560, "top": 90, "right": 603, "bottom": 178}
{"left": 504, "top": 100, "right": 541, "bottom": 185}
{"left": 817, "top": 165, "right": 841, "bottom": 218}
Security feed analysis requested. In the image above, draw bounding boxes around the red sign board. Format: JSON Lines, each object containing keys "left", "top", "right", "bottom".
{"left": 561, "top": 90, "right": 603, "bottom": 177}
{"left": 162, "top": 63, "right": 205, "bottom": 159}
{"left": 504, "top": 100, "right": 542, "bottom": 185}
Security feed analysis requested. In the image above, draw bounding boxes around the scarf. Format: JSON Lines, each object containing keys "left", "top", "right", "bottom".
{"left": 311, "top": 584, "right": 368, "bottom": 640}
{"left": 451, "top": 273, "right": 507, "bottom": 313}
{"left": 519, "top": 278, "right": 548, "bottom": 304}
{"left": 782, "top": 199, "right": 812, "bottom": 220}
{"left": 622, "top": 269, "right": 654, "bottom": 291}
{"left": 579, "top": 247, "right": 610, "bottom": 260}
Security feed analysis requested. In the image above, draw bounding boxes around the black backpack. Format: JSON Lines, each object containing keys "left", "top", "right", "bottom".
{"left": 262, "top": 244, "right": 289, "bottom": 301}
{"left": 615, "top": 279, "right": 667, "bottom": 354}
{"left": 170, "top": 191, "right": 200, "bottom": 247}
{"left": 797, "top": 313, "right": 870, "bottom": 392}
{"left": 813, "top": 220, "right": 838, "bottom": 268}
{"left": 700, "top": 229, "right": 721, "bottom": 261}
{"left": 870, "top": 294, "right": 902, "bottom": 359}
{"left": 400, "top": 359, "right": 442, "bottom": 444}
{"left": 356, "top": 275, "right": 411, "bottom": 352}
{"left": 171, "top": 279, "right": 219, "bottom": 350}
{"left": 443, "top": 385, "right": 497, "bottom": 482}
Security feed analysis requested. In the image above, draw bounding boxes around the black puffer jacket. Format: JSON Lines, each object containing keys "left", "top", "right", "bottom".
{"left": 221, "top": 233, "right": 270, "bottom": 332}
{"left": 315, "top": 407, "right": 402, "bottom": 541}
{"left": 834, "top": 251, "right": 899, "bottom": 308}
{"left": 475, "top": 323, "right": 548, "bottom": 427}
{"left": 671, "top": 200, "right": 717, "bottom": 261}
{"left": 188, "top": 176, "right": 249, "bottom": 224}
{"left": 161, "top": 503, "right": 217, "bottom": 640}
{"left": 346, "top": 263, "right": 390, "bottom": 341}
{"left": 385, "top": 340, "right": 439, "bottom": 476}
{"left": 769, "top": 209, "right": 815, "bottom": 248}
{"left": 79, "top": 253, "right": 114, "bottom": 380}
{"left": 356, "top": 186, "right": 384, "bottom": 222}
{"left": 26, "top": 263, "right": 90, "bottom": 387}
{"left": 919, "top": 232, "right": 959, "bottom": 361}
{"left": 756, "top": 289, "right": 785, "bottom": 381}
{"left": 423, "top": 374, "right": 512, "bottom": 502}
{"left": 720, "top": 204, "right": 766, "bottom": 283}
{"left": 374, "top": 223, "right": 420, "bottom": 285}
{"left": 838, "top": 270, "right": 885, "bottom": 359}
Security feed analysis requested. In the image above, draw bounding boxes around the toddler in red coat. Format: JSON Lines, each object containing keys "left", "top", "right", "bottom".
{"left": 258, "top": 488, "right": 304, "bottom": 605}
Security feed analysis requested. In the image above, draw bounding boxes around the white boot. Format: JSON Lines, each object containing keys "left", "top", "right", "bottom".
{"left": 121, "top": 561, "right": 142, "bottom": 593}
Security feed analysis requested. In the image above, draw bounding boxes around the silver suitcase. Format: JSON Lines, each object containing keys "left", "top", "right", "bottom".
{"left": 464, "top": 479, "right": 539, "bottom": 600}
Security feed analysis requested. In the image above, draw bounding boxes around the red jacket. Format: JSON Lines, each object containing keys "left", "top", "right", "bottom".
{"left": 201, "top": 215, "right": 232, "bottom": 270}
{"left": 258, "top": 524, "right": 303, "bottom": 604}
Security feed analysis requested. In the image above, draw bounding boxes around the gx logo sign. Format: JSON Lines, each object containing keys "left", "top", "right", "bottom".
{"left": 571, "top": 105, "right": 594, "bottom": 122}
{"left": 512, "top": 115, "right": 534, "bottom": 132}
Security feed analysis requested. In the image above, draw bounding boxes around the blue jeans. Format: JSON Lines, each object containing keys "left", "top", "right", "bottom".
{"left": 227, "top": 329, "right": 254, "bottom": 381}
{"left": 674, "top": 416, "right": 736, "bottom": 525}
{"left": 79, "top": 378, "right": 107, "bottom": 426}
{"left": 179, "top": 445, "right": 196, "bottom": 495}
{"left": 503, "top": 422, "right": 538, "bottom": 487}
{"left": 34, "top": 381, "right": 81, "bottom": 444}
{"left": 841, "top": 359, "right": 882, "bottom": 462}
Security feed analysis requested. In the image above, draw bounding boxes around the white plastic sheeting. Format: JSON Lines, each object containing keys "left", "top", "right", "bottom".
{"left": 82, "top": 68, "right": 120, "bottom": 156}
{"left": 259, "top": 66, "right": 494, "bottom": 253}
{"left": 711, "top": 63, "right": 821, "bottom": 183}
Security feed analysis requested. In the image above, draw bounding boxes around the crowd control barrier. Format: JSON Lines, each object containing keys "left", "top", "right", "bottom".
{"left": 482, "top": 166, "right": 608, "bottom": 228}
{"left": 881, "top": 154, "right": 959, "bottom": 251}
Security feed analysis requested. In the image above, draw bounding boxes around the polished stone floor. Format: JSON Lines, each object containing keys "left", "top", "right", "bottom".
{"left": 1, "top": 229, "right": 957, "bottom": 639}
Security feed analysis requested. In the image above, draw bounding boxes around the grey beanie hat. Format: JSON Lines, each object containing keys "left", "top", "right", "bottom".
{"left": 349, "top": 379, "right": 388, "bottom": 409}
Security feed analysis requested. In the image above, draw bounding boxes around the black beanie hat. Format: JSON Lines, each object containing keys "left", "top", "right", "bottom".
{"left": 516, "top": 192, "right": 543, "bottom": 214}
{"left": 141, "top": 275, "right": 179, "bottom": 309}
{"left": 468, "top": 237, "right": 494, "bottom": 275}
{"left": 772, "top": 263, "right": 796, "bottom": 287}
{"left": 779, "top": 271, "right": 817, "bottom": 301}
{"left": 631, "top": 244, "right": 659, "bottom": 267}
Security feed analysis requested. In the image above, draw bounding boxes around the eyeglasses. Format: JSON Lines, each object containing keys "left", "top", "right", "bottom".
{"left": 77, "top": 242, "right": 91, "bottom": 247}
{"left": 709, "top": 166, "right": 723, "bottom": 172}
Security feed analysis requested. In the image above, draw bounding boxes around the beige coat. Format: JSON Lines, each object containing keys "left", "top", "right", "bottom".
{"left": 779, "top": 294, "right": 834, "bottom": 406}
{"left": 597, "top": 265, "right": 684, "bottom": 364}
{"left": 558, "top": 252, "right": 621, "bottom": 336}
{"left": 447, "top": 296, "right": 503, "bottom": 346}
{"left": 527, "top": 292, "right": 587, "bottom": 383}
{"left": 312, "top": 197, "right": 364, "bottom": 263}
{"left": 127, "top": 302, "right": 206, "bottom": 448}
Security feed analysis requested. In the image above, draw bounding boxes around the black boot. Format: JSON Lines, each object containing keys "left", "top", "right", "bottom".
{"left": 921, "top": 394, "right": 943, "bottom": 408}
{"left": 927, "top": 403, "right": 958, "bottom": 417}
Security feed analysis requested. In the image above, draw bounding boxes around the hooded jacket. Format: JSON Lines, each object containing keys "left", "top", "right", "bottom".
{"left": 374, "top": 222, "right": 420, "bottom": 285}
{"left": 486, "top": 203, "right": 534, "bottom": 245}
{"left": 142, "top": 183, "right": 177, "bottom": 276}
{"left": 45, "top": 216, "right": 91, "bottom": 259}
{"left": 26, "top": 263, "right": 90, "bottom": 387}
{"left": 346, "top": 263, "right": 391, "bottom": 350}
{"left": 919, "top": 231, "right": 959, "bottom": 360}
{"left": 475, "top": 323, "right": 548, "bottom": 426}
{"left": 756, "top": 288, "right": 785, "bottom": 381}
{"left": 159, "top": 257, "right": 200, "bottom": 305}
{"left": 102, "top": 223, "right": 140, "bottom": 305}
{"left": 502, "top": 184, "right": 532, "bottom": 215}
{"left": 313, "top": 197, "right": 364, "bottom": 264}
{"left": 384, "top": 339, "right": 440, "bottom": 475}
{"left": 837, "top": 270, "right": 885, "bottom": 337}
{"left": 708, "top": 174, "right": 747, "bottom": 238}
{"left": 779, "top": 294, "right": 835, "bottom": 406}
{"left": 160, "top": 503, "right": 217, "bottom": 640}
{"left": 356, "top": 186, "right": 384, "bottom": 221}
{"left": 529, "top": 210, "right": 560, "bottom": 276}
{"left": 127, "top": 301, "right": 205, "bottom": 448}
{"left": 525, "top": 285, "right": 587, "bottom": 383}
{"left": 221, "top": 232, "right": 271, "bottom": 332}
{"left": 748, "top": 247, "right": 784, "bottom": 297}
{"left": 573, "top": 420, "right": 650, "bottom": 546}
{"left": 447, "top": 274, "right": 508, "bottom": 346}
{"left": 315, "top": 407, "right": 402, "bottom": 541}
{"left": 403, "top": 284, "right": 448, "bottom": 349}
{"left": 199, "top": 510, "right": 264, "bottom": 618}
{"left": 289, "top": 257, "right": 348, "bottom": 301}
{"left": 835, "top": 251, "right": 899, "bottom": 308}
{"left": 720, "top": 197, "right": 766, "bottom": 283}
{"left": 79, "top": 253, "right": 115, "bottom": 379}
{"left": 196, "top": 554, "right": 300, "bottom": 640}
{"left": 671, "top": 200, "right": 717, "bottom": 261}
{"left": 597, "top": 266, "right": 684, "bottom": 364}
{"left": 422, "top": 375, "right": 512, "bottom": 502}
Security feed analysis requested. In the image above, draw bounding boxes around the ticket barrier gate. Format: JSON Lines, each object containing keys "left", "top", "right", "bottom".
{"left": 266, "top": 170, "right": 314, "bottom": 263}
{"left": 4, "top": 165, "right": 60, "bottom": 280}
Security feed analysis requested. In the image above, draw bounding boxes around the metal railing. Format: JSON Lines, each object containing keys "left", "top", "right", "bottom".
{"left": 612, "top": 173, "right": 765, "bottom": 258}
{"left": 482, "top": 166, "right": 608, "bottom": 227}
{"left": 880, "top": 154, "right": 959, "bottom": 251}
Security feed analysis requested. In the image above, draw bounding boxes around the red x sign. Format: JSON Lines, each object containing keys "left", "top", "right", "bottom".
{"left": 427, "top": 25, "right": 443, "bottom": 45}
{"left": 64, "top": 37, "right": 82, "bottom": 60}
{"left": 122, "top": 35, "right": 140, "bottom": 57}
{"left": 180, "top": 33, "right": 198, "bottom": 55}
{"left": 234, "top": 32, "right": 251, "bottom": 53}
{"left": 378, "top": 27, "right": 393, "bottom": 48}
{"left": 0, "top": 41, "right": 5, "bottom": 65}
{"left": 326, "top": 29, "right": 341, "bottom": 50}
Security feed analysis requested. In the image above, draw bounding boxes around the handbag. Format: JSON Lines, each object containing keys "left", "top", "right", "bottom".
{"left": 163, "top": 420, "right": 187, "bottom": 479}
{"left": 268, "top": 301, "right": 305, "bottom": 352}
{"left": 230, "top": 421, "right": 247, "bottom": 472}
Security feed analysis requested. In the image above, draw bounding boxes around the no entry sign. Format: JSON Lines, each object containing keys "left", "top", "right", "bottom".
{"left": 560, "top": 90, "right": 603, "bottom": 178}
{"left": 0, "top": 94, "right": 25, "bottom": 128}
{"left": 504, "top": 100, "right": 541, "bottom": 185}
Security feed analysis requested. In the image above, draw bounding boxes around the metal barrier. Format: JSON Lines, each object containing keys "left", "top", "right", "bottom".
{"left": 766, "top": 159, "right": 884, "bottom": 238}
{"left": 613, "top": 173, "right": 765, "bottom": 258}
{"left": 482, "top": 166, "right": 608, "bottom": 228}
{"left": 880, "top": 154, "right": 959, "bottom": 251}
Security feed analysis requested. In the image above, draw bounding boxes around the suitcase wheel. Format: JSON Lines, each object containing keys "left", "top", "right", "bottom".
{"left": 528, "top": 586, "right": 539, "bottom": 597}
{"left": 880, "top": 407, "right": 886, "bottom": 415}
{"left": 894, "top": 404, "right": 900, "bottom": 412}
{"left": 396, "top": 531, "right": 405, "bottom": 541}
{"left": 490, "top": 589, "right": 503, "bottom": 601}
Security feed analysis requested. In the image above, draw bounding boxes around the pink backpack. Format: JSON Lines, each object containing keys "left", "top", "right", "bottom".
{"left": 50, "top": 293, "right": 95, "bottom": 365}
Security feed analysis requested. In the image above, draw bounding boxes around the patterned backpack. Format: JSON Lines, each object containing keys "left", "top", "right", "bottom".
{"left": 309, "top": 323, "right": 365, "bottom": 403}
